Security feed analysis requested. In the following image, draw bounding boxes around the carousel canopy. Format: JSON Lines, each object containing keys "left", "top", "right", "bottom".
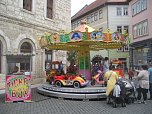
{"left": 38, "top": 22, "right": 129, "bottom": 55}
{"left": 74, "top": 21, "right": 95, "bottom": 32}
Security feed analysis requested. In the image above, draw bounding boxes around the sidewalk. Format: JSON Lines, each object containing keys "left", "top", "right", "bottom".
{"left": 0, "top": 83, "right": 42, "bottom": 94}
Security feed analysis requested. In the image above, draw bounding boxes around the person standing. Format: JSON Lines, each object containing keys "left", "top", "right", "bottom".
{"left": 136, "top": 65, "right": 149, "bottom": 104}
{"left": 104, "top": 65, "right": 118, "bottom": 96}
{"left": 148, "top": 64, "right": 152, "bottom": 100}
{"left": 128, "top": 68, "right": 134, "bottom": 80}
{"left": 45, "top": 63, "right": 51, "bottom": 82}
{"left": 103, "top": 57, "right": 109, "bottom": 74}
{"left": 46, "top": 63, "right": 50, "bottom": 73}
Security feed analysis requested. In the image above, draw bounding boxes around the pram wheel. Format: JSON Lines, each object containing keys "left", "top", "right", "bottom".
{"left": 128, "top": 98, "right": 133, "bottom": 104}
{"left": 122, "top": 102, "right": 126, "bottom": 107}
{"left": 113, "top": 102, "right": 117, "bottom": 108}
{"left": 107, "top": 97, "right": 111, "bottom": 104}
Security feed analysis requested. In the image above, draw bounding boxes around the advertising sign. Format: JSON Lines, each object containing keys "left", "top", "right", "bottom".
{"left": 5, "top": 75, "right": 31, "bottom": 102}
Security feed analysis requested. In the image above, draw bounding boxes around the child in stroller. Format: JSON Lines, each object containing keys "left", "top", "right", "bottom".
{"left": 107, "top": 78, "right": 136, "bottom": 108}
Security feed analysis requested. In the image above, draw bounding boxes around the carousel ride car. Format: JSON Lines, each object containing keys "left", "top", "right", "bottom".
{"left": 46, "top": 61, "right": 89, "bottom": 88}
{"left": 53, "top": 73, "right": 89, "bottom": 88}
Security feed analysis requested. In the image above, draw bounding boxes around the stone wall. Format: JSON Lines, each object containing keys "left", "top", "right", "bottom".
{"left": 0, "top": 74, "right": 5, "bottom": 89}
{"left": 0, "top": 0, "right": 71, "bottom": 84}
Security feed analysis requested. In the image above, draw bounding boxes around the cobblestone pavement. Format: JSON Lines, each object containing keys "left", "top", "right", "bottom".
{"left": 0, "top": 88, "right": 152, "bottom": 114}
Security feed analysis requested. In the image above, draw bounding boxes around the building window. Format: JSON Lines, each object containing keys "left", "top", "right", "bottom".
{"left": 117, "top": 26, "right": 128, "bottom": 34}
{"left": 45, "top": 50, "right": 52, "bottom": 62}
{"left": 124, "top": 46, "right": 129, "bottom": 51}
{"left": 94, "top": 12, "right": 98, "bottom": 21}
{"left": 47, "top": 0, "right": 53, "bottom": 19}
{"left": 87, "top": 16, "right": 90, "bottom": 24}
{"left": 136, "top": 0, "right": 141, "bottom": 13}
{"left": 117, "top": 47, "right": 123, "bottom": 51}
{"left": 99, "top": 27, "right": 103, "bottom": 31}
{"left": 20, "top": 42, "right": 32, "bottom": 53}
{"left": 117, "top": 7, "right": 122, "bottom": 16}
{"left": 23, "top": 0, "right": 32, "bottom": 11}
{"left": 123, "top": 7, "right": 128, "bottom": 16}
{"left": 117, "top": 26, "right": 122, "bottom": 33}
{"left": 133, "top": 26, "right": 137, "bottom": 37}
{"left": 99, "top": 10, "right": 103, "bottom": 19}
{"left": 20, "top": 42, "right": 32, "bottom": 71}
{"left": 91, "top": 14, "right": 94, "bottom": 22}
{"left": 141, "top": 0, "right": 147, "bottom": 10}
{"left": 117, "top": 45, "right": 129, "bottom": 52}
{"left": 137, "top": 23, "right": 142, "bottom": 36}
{"left": 84, "top": 17, "right": 87, "bottom": 22}
{"left": 75, "top": 23, "right": 77, "bottom": 28}
{"left": 77, "top": 21, "right": 80, "bottom": 27}
{"left": 132, "top": 0, "right": 147, "bottom": 16}
{"left": 133, "top": 47, "right": 149, "bottom": 65}
{"left": 72, "top": 23, "right": 75, "bottom": 30}
{"left": 132, "top": 3, "right": 136, "bottom": 16}
{"left": 133, "top": 20, "right": 148, "bottom": 38}
{"left": 124, "top": 26, "right": 129, "bottom": 33}
{"left": 143, "top": 21, "right": 148, "bottom": 35}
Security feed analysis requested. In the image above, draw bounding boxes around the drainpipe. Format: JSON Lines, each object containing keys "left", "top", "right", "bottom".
{"left": 106, "top": 0, "right": 109, "bottom": 28}
{"left": 106, "top": 0, "right": 110, "bottom": 59}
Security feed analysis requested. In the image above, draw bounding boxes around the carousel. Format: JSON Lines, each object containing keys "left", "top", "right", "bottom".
{"left": 37, "top": 21, "right": 129, "bottom": 100}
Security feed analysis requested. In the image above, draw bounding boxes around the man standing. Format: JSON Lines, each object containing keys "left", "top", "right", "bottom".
{"left": 148, "top": 64, "right": 152, "bottom": 100}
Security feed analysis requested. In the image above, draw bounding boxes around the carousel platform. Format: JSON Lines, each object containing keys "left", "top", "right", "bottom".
{"left": 37, "top": 83, "right": 106, "bottom": 100}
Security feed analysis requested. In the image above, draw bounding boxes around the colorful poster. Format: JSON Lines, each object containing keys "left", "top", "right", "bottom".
{"left": 5, "top": 75, "right": 31, "bottom": 102}
{"left": 90, "top": 31, "right": 102, "bottom": 41}
{"left": 51, "top": 33, "right": 60, "bottom": 43}
{"left": 69, "top": 32, "right": 82, "bottom": 41}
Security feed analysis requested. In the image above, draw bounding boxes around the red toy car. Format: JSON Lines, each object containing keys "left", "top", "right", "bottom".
{"left": 52, "top": 73, "right": 89, "bottom": 88}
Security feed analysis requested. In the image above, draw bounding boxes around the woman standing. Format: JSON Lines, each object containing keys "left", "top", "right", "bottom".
{"left": 136, "top": 65, "right": 149, "bottom": 104}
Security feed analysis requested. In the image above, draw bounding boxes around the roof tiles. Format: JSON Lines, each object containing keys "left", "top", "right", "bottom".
{"left": 71, "top": 0, "right": 128, "bottom": 21}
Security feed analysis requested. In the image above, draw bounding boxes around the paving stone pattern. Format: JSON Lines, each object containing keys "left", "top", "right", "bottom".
{"left": 0, "top": 88, "right": 152, "bottom": 114}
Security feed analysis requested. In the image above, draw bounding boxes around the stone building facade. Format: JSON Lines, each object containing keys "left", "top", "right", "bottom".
{"left": 0, "top": 0, "right": 71, "bottom": 85}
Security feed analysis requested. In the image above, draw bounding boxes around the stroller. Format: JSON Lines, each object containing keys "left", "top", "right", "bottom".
{"left": 123, "top": 80, "right": 137, "bottom": 104}
{"left": 107, "top": 78, "right": 136, "bottom": 108}
{"left": 107, "top": 78, "right": 126, "bottom": 108}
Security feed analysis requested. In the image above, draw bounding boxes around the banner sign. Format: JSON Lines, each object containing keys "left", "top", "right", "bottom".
{"left": 5, "top": 75, "right": 31, "bottom": 102}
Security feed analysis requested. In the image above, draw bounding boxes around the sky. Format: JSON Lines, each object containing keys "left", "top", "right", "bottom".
{"left": 71, "top": 0, "right": 96, "bottom": 17}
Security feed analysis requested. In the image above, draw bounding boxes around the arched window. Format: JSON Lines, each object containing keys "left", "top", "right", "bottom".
{"left": 20, "top": 42, "right": 32, "bottom": 71}
{"left": 20, "top": 42, "right": 32, "bottom": 53}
